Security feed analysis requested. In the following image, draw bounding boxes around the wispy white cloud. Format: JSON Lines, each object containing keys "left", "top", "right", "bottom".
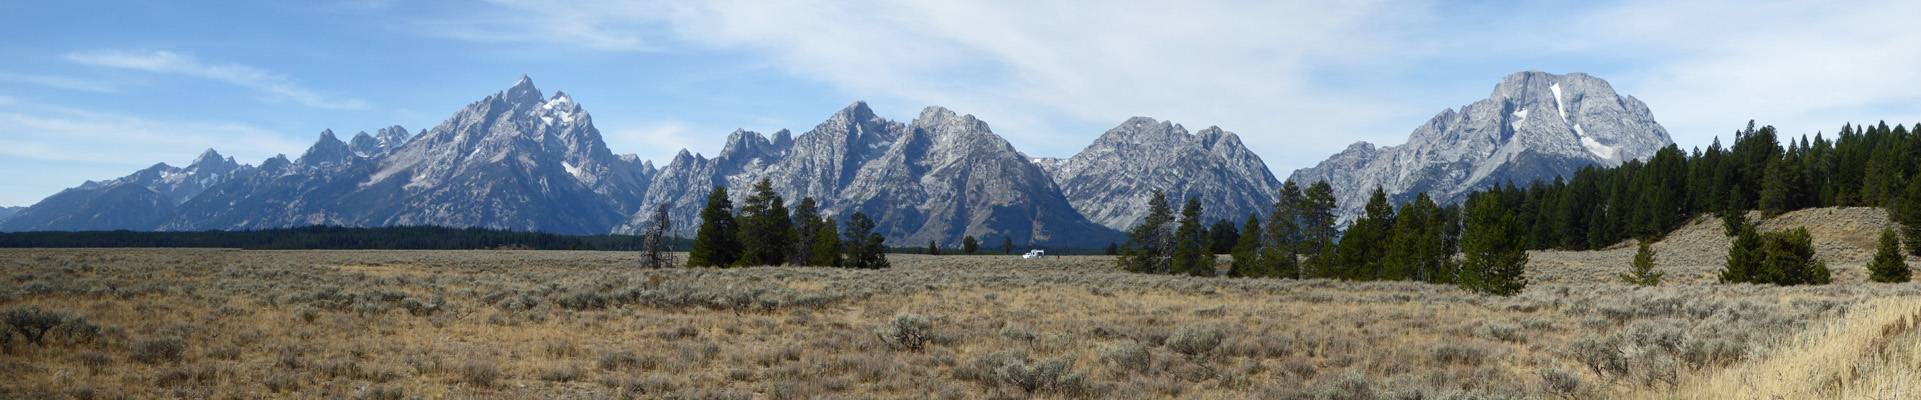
{"left": 408, "top": 0, "right": 669, "bottom": 51}
{"left": 603, "top": 120, "right": 702, "bottom": 165}
{"left": 0, "top": 100, "right": 304, "bottom": 167}
{"left": 65, "top": 50, "right": 369, "bottom": 110}
{"left": 413, "top": 0, "right": 1921, "bottom": 170}
{"left": 0, "top": 72, "right": 117, "bottom": 92}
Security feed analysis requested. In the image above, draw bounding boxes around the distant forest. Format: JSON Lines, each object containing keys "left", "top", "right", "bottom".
{"left": 0, "top": 225, "right": 686, "bottom": 251}
{"left": 1479, "top": 120, "right": 1921, "bottom": 251}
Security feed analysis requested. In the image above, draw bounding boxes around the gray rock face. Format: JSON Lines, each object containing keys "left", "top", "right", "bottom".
{"left": 1048, "top": 117, "right": 1284, "bottom": 230}
{"left": 0, "top": 149, "right": 247, "bottom": 231}
{"left": 1289, "top": 71, "right": 1673, "bottom": 224}
{"left": 618, "top": 102, "right": 1121, "bottom": 248}
{"left": 0, "top": 206, "right": 22, "bottom": 223}
{"left": 158, "top": 76, "right": 654, "bottom": 235}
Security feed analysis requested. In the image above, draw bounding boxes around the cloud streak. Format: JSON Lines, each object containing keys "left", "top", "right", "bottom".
{"left": 0, "top": 72, "right": 117, "bottom": 92}
{"left": 405, "top": 1, "right": 1921, "bottom": 169}
{"left": 66, "top": 50, "right": 369, "bottom": 110}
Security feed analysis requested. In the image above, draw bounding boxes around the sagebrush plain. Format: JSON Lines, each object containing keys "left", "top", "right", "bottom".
{"left": 1, "top": 211, "right": 1918, "bottom": 399}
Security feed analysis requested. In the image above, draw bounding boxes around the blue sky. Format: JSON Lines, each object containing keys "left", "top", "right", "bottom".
{"left": 4, "top": 1, "right": 1920, "bottom": 207}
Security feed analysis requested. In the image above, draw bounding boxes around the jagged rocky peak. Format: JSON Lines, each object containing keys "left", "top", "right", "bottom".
{"left": 296, "top": 129, "right": 353, "bottom": 167}
{"left": 348, "top": 131, "right": 382, "bottom": 157}
{"left": 1051, "top": 116, "right": 1284, "bottom": 230}
{"left": 505, "top": 74, "right": 543, "bottom": 105}
{"left": 189, "top": 149, "right": 226, "bottom": 167}
{"left": 258, "top": 154, "right": 291, "bottom": 174}
{"left": 1290, "top": 70, "right": 1672, "bottom": 223}
{"left": 376, "top": 125, "right": 412, "bottom": 147}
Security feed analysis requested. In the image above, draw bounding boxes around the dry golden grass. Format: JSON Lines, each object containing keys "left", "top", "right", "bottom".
{"left": 0, "top": 247, "right": 1915, "bottom": 399}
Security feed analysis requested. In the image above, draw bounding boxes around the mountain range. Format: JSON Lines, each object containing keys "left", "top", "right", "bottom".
{"left": 1289, "top": 71, "right": 1672, "bottom": 223}
{"left": 0, "top": 71, "right": 1670, "bottom": 247}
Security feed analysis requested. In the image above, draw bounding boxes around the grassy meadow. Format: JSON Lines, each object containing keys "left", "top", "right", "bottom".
{"left": 0, "top": 246, "right": 1916, "bottom": 399}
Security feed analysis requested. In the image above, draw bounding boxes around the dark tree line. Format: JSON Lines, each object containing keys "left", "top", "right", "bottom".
{"left": 1483, "top": 120, "right": 1921, "bottom": 254}
{"left": 687, "top": 179, "right": 887, "bottom": 268}
{"left": 1120, "top": 181, "right": 1528, "bottom": 295}
{"left": 1115, "top": 119, "right": 1921, "bottom": 292}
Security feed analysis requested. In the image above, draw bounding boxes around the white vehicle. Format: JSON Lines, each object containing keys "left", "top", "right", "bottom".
{"left": 1021, "top": 249, "right": 1046, "bottom": 259}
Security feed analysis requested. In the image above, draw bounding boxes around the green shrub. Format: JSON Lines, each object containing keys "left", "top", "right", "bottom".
{"left": 1166, "top": 324, "right": 1225, "bottom": 360}
{"left": 133, "top": 336, "right": 187, "bottom": 364}
{"left": 876, "top": 313, "right": 932, "bottom": 351}
{"left": 2, "top": 305, "right": 69, "bottom": 345}
{"left": 1099, "top": 341, "right": 1152, "bottom": 375}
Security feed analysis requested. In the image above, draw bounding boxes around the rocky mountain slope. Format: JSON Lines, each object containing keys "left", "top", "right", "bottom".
{"left": 1289, "top": 71, "right": 1672, "bottom": 223}
{"left": 156, "top": 76, "right": 653, "bottom": 235}
{"left": 0, "top": 149, "right": 247, "bottom": 231}
{"left": 5, "top": 77, "right": 1116, "bottom": 247}
{"left": 1047, "top": 117, "right": 1283, "bottom": 230}
{"left": 617, "top": 102, "right": 1121, "bottom": 248}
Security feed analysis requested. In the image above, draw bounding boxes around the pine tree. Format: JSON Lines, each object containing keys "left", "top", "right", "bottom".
{"left": 638, "top": 204, "right": 674, "bottom": 269}
{"left": 1900, "top": 175, "right": 1921, "bottom": 257}
{"left": 926, "top": 240, "right": 940, "bottom": 255}
{"left": 1759, "top": 156, "right": 1794, "bottom": 217}
{"left": 1208, "top": 219, "right": 1239, "bottom": 255}
{"left": 1868, "top": 228, "right": 1911, "bottom": 283}
{"left": 788, "top": 197, "right": 822, "bottom": 266}
{"left": 1229, "top": 213, "right": 1264, "bottom": 278}
{"left": 1335, "top": 187, "right": 1396, "bottom": 280}
{"left": 1761, "top": 228, "right": 1826, "bottom": 285}
{"left": 1171, "top": 197, "right": 1215, "bottom": 277}
{"left": 1119, "top": 191, "right": 1175, "bottom": 274}
{"left": 1383, "top": 193, "right": 1438, "bottom": 281}
{"left": 1460, "top": 195, "right": 1528, "bottom": 296}
{"left": 1720, "top": 223, "right": 1763, "bottom": 283}
{"left": 1002, "top": 236, "right": 1014, "bottom": 255}
{"left": 961, "top": 236, "right": 979, "bottom": 254}
{"left": 687, "top": 186, "right": 741, "bottom": 267}
{"left": 734, "top": 179, "right": 790, "bottom": 266}
{"left": 1264, "top": 181, "right": 1305, "bottom": 279}
{"left": 1620, "top": 242, "right": 1664, "bottom": 286}
{"left": 1720, "top": 185, "right": 1747, "bottom": 237}
{"left": 844, "top": 212, "right": 889, "bottom": 269}
{"left": 1300, "top": 181, "right": 1340, "bottom": 277}
{"left": 810, "top": 217, "right": 843, "bottom": 267}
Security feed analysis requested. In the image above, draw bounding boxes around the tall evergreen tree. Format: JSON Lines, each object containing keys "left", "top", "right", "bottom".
{"left": 1720, "top": 223, "right": 1764, "bottom": 284}
{"left": 844, "top": 212, "right": 889, "bottom": 269}
{"left": 1620, "top": 242, "right": 1664, "bottom": 287}
{"left": 788, "top": 197, "right": 822, "bottom": 266}
{"left": 734, "top": 179, "right": 791, "bottom": 266}
{"left": 961, "top": 235, "right": 979, "bottom": 254}
{"left": 926, "top": 239, "right": 940, "bottom": 255}
{"left": 1459, "top": 195, "right": 1528, "bottom": 296}
{"left": 1299, "top": 181, "right": 1340, "bottom": 277}
{"left": 1335, "top": 187, "right": 1395, "bottom": 280}
{"left": 810, "top": 217, "right": 843, "bottom": 267}
{"left": 1264, "top": 181, "right": 1306, "bottom": 279}
{"left": 1002, "top": 236, "right": 1015, "bottom": 255}
{"left": 1383, "top": 193, "right": 1442, "bottom": 281}
{"left": 1118, "top": 191, "right": 1176, "bottom": 274}
{"left": 687, "top": 186, "right": 741, "bottom": 267}
{"left": 1899, "top": 175, "right": 1921, "bottom": 257}
{"left": 1229, "top": 213, "right": 1264, "bottom": 278}
{"left": 1208, "top": 219, "right": 1240, "bottom": 255}
{"left": 1171, "top": 197, "right": 1215, "bottom": 276}
{"left": 1868, "top": 228, "right": 1911, "bottom": 283}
